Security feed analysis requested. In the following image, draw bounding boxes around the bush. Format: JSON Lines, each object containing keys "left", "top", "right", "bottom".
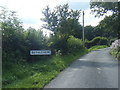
{"left": 49, "top": 35, "right": 86, "bottom": 55}
{"left": 110, "top": 47, "right": 120, "bottom": 60}
{"left": 85, "top": 37, "right": 108, "bottom": 48}
{"left": 110, "top": 39, "right": 120, "bottom": 60}
{"left": 49, "top": 35, "right": 68, "bottom": 54}
{"left": 67, "top": 36, "right": 85, "bottom": 53}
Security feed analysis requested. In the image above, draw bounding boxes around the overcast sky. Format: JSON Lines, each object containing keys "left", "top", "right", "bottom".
{"left": 0, "top": 0, "right": 112, "bottom": 30}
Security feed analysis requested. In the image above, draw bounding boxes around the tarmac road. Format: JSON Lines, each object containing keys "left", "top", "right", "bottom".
{"left": 45, "top": 48, "right": 118, "bottom": 88}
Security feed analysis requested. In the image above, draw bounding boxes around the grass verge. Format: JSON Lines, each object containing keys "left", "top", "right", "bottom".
{"left": 3, "top": 49, "right": 87, "bottom": 88}
{"left": 88, "top": 45, "right": 108, "bottom": 52}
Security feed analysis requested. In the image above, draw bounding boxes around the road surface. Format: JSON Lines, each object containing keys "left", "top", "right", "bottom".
{"left": 45, "top": 48, "right": 118, "bottom": 88}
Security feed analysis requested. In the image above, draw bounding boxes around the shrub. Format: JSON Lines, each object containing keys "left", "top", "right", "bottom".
{"left": 67, "top": 36, "right": 85, "bottom": 53}
{"left": 111, "top": 39, "right": 120, "bottom": 49}
{"left": 110, "top": 39, "right": 120, "bottom": 60}
{"left": 49, "top": 35, "right": 69, "bottom": 54}
{"left": 49, "top": 35, "right": 86, "bottom": 55}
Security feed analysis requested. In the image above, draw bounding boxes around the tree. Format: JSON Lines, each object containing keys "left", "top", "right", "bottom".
{"left": 41, "top": 6, "right": 58, "bottom": 32}
{"left": 41, "top": 4, "right": 84, "bottom": 54}
{"left": 0, "top": 7, "right": 47, "bottom": 62}
{"left": 25, "top": 27, "right": 46, "bottom": 50}
{"left": 0, "top": 7, "right": 24, "bottom": 53}
{"left": 90, "top": 1, "right": 120, "bottom": 38}
{"left": 84, "top": 25, "right": 94, "bottom": 40}
{"left": 90, "top": 1, "right": 118, "bottom": 17}
{"left": 98, "top": 15, "right": 117, "bottom": 38}
{"left": 41, "top": 4, "right": 81, "bottom": 38}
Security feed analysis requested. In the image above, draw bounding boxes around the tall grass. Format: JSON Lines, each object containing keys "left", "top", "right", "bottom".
{"left": 3, "top": 49, "right": 87, "bottom": 88}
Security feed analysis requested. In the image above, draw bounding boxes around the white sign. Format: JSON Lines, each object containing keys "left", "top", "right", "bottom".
{"left": 30, "top": 50, "right": 51, "bottom": 55}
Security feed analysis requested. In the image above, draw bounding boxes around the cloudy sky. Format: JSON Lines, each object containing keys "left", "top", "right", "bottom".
{"left": 0, "top": 0, "right": 112, "bottom": 30}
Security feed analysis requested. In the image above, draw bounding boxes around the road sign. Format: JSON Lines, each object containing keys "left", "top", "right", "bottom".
{"left": 30, "top": 50, "right": 51, "bottom": 55}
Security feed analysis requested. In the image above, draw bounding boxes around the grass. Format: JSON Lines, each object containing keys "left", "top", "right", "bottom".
{"left": 88, "top": 45, "right": 108, "bottom": 52}
{"left": 3, "top": 49, "right": 87, "bottom": 88}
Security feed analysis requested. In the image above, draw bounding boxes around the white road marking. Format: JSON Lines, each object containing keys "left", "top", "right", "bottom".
{"left": 97, "top": 68, "right": 101, "bottom": 70}
{"left": 97, "top": 68, "right": 101, "bottom": 74}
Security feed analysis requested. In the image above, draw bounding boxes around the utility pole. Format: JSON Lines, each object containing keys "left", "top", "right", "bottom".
{"left": 82, "top": 11, "right": 85, "bottom": 44}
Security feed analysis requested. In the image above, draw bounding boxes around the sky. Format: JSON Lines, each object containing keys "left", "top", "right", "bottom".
{"left": 0, "top": 0, "right": 112, "bottom": 33}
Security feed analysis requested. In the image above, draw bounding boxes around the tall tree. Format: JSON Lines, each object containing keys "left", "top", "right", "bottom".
{"left": 41, "top": 4, "right": 82, "bottom": 38}
{"left": 0, "top": 7, "right": 24, "bottom": 52}
{"left": 90, "top": 1, "right": 118, "bottom": 17}
{"left": 90, "top": 0, "right": 120, "bottom": 38}
{"left": 84, "top": 25, "right": 94, "bottom": 40}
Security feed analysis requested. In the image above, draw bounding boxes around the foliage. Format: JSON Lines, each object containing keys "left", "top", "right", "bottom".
{"left": 48, "top": 35, "right": 86, "bottom": 54}
{"left": 48, "top": 34, "right": 68, "bottom": 54}
{"left": 67, "top": 36, "right": 85, "bottom": 53}
{"left": 2, "top": 2, "right": 119, "bottom": 88}
{"left": 94, "top": 15, "right": 118, "bottom": 38}
{"left": 90, "top": 1, "right": 118, "bottom": 17}
{"left": 3, "top": 50, "right": 87, "bottom": 88}
{"left": 41, "top": 4, "right": 82, "bottom": 38}
{"left": 84, "top": 21, "right": 117, "bottom": 41}
{"left": 1, "top": 6, "right": 88, "bottom": 88}
{"left": 0, "top": 7, "right": 25, "bottom": 64}
{"left": 110, "top": 39, "right": 120, "bottom": 60}
{"left": 111, "top": 39, "right": 120, "bottom": 49}
{"left": 41, "top": 4, "right": 85, "bottom": 55}
{"left": 84, "top": 25, "right": 95, "bottom": 40}
{"left": 109, "top": 38, "right": 117, "bottom": 45}
{"left": 90, "top": 1, "right": 120, "bottom": 38}
{"left": 110, "top": 47, "right": 120, "bottom": 60}
{"left": 1, "top": 8, "right": 50, "bottom": 86}
{"left": 85, "top": 36, "right": 108, "bottom": 48}
{"left": 88, "top": 45, "right": 108, "bottom": 52}
{"left": 0, "top": 7, "right": 48, "bottom": 63}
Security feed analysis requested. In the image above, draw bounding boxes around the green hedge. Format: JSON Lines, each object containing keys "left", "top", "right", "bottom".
{"left": 88, "top": 45, "right": 108, "bottom": 52}
{"left": 85, "top": 37, "right": 108, "bottom": 48}
{"left": 49, "top": 35, "right": 86, "bottom": 54}
{"left": 67, "top": 36, "right": 86, "bottom": 53}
